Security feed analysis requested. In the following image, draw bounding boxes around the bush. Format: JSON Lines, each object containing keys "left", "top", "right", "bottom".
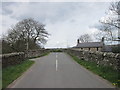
{"left": 51, "top": 49, "right": 63, "bottom": 52}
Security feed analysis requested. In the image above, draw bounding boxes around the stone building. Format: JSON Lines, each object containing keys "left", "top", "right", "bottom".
{"left": 74, "top": 38, "right": 104, "bottom": 52}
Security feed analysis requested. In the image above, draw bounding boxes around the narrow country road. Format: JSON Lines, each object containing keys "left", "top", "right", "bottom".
{"left": 10, "top": 52, "right": 114, "bottom": 88}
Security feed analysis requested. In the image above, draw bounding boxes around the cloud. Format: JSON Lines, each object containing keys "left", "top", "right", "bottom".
{"left": 2, "top": 15, "right": 18, "bottom": 35}
{"left": 1, "top": 2, "right": 110, "bottom": 48}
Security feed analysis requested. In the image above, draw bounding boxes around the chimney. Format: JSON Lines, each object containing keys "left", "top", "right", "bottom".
{"left": 101, "top": 37, "right": 105, "bottom": 47}
{"left": 77, "top": 39, "right": 79, "bottom": 44}
{"left": 101, "top": 37, "right": 104, "bottom": 43}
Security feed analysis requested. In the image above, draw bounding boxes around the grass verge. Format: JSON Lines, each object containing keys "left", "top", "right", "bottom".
{"left": 2, "top": 60, "right": 35, "bottom": 89}
{"left": 68, "top": 53, "right": 120, "bottom": 88}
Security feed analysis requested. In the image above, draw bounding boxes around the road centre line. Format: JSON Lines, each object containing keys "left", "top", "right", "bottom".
{"left": 56, "top": 59, "right": 58, "bottom": 71}
{"left": 56, "top": 53, "right": 58, "bottom": 71}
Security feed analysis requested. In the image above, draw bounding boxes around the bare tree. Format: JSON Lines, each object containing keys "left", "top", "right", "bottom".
{"left": 5, "top": 18, "right": 49, "bottom": 52}
{"left": 94, "top": 23, "right": 115, "bottom": 41}
{"left": 78, "top": 34, "right": 92, "bottom": 43}
{"left": 100, "top": 1, "right": 120, "bottom": 40}
{"left": 100, "top": 1, "right": 120, "bottom": 28}
{"left": 94, "top": 1, "right": 120, "bottom": 44}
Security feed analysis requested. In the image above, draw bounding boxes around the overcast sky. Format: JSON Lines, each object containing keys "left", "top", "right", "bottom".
{"left": 1, "top": 1, "right": 112, "bottom": 48}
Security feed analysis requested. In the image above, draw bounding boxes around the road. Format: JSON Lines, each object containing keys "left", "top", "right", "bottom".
{"left": 10, "top": 52, "right": 114, "bottom": 88}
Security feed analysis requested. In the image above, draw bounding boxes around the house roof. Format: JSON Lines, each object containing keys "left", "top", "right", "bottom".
{"left": 75, "top": 42, "right": 104, "bottom": 48}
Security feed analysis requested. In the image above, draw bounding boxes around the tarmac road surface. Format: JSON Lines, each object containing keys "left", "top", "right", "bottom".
{"left": 10, "top": 52, "right": 115, "bottom": 88}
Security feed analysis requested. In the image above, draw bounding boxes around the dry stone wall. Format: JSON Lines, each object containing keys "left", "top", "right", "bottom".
{"left": 1, "top": 49, "right": 50, "bottom": 68}
{"left": 25, "top": 49, "right": 50, "bottom": 58}
{"left": 1, "top": 52, "right": 25, "bottom": 68}
{"left": 66, "top": 49, "right": 120, "bottom": 70}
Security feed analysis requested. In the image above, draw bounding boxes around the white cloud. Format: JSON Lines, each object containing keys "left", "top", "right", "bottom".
{"left": 1, "top": 2, "right": 110, "bottom": 48}
{"left": 2, "top": 15, "right": 18, "bottom": 35}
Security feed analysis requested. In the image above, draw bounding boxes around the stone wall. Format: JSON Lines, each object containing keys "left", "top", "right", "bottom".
{"left": 1, "top": 49, "right": 50, "bottom": 68}
{"left": 25, "top": 49, "right": 50, "bottom": 58}
{"left": 65, "top": 49, "right": 120, "bottom": 70}
{"left": 1, "top": 52, "right": 25, "bottom": 68}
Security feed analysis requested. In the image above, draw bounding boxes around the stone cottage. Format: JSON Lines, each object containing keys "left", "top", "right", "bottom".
{"left": 74, "top": 38, "right": 104, "bottom": 52}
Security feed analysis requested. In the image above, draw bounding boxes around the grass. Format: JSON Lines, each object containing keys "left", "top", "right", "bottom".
{"left": 2, "top": 52, "right": 50, "bottom": 89}
{"left": 2, "top": 60, "right": 35, "bottom": 89}
{"left": 68, "top": 53, "right": 120, "bottom": 88}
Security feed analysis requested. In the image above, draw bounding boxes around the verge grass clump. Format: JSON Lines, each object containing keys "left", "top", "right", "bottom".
{"left": 2, "top": 60, "right": 35, "bottom": 88}
{"left": 68, "top": 53, "right": 120, "bottom": 88}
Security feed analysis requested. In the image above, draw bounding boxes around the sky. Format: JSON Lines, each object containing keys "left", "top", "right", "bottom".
{"left": 1, "top": 0, "right": 115, "bottom": 48}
